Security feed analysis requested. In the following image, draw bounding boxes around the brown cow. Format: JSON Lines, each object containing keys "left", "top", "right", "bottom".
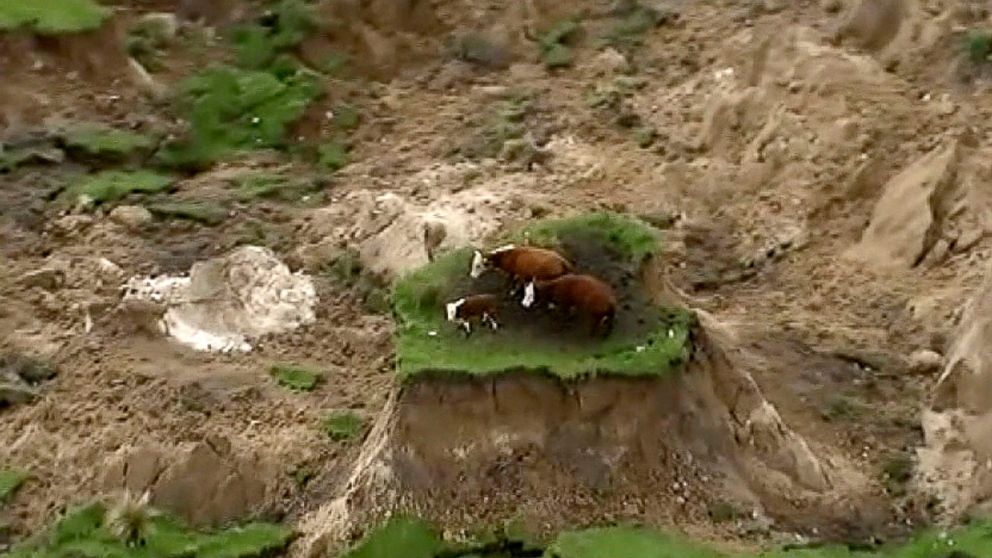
{"left": 469, "top": 244, "right": 574, "bottom": 296}
{"left": 445, "top": 293, "right": 501, "bottom": 335}
{"left": 522, "top": 274, "right": 617, "bottom": 337}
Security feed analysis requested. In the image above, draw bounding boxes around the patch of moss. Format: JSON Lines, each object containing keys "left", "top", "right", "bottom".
{"left": 391, "top": 212, "right": 693, "bottom": 380}
{"left": 321, "top": 411, "right": 364, "bottom": 441}
{"left": 550, "top": 526, "right": 726, "bottom": 558}
{"left": 0, "top": 468, "right": 29, "bottom": 502}
{"left": 457, "top": 91, "right": 534, "bottom": 160}
{"left": 6, "top": 501, "right": 294, "bottom": 558}
{"left": 0, "top": 0, "right": 110, "bottom": 34}
{"left": 146, "top": 201, "right": 229, "bottom": 226}
{"left": 62, "top": 124, "right": 157, "bottom": 161}
{"left": 155, "top": 65, "right": 321, "bottom": 170}
{"left": 270, "top": 363, "right": 321, "bottom": 392}
{"left": 71, "top": 170, "right": 174, "bottom": 204}
{"left": 0, "top": 146, "right": 63, "bottom": 173}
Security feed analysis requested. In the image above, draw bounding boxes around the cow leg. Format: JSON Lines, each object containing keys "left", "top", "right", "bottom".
{"left": 484, "top": 313, "right": 499, "bottom": 331}
{"left": 461, "top": 320, "right": 472, "bottom": 337}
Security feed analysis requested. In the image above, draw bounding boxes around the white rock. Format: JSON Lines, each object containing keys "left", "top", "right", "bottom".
{"left": 908, "top": 349, "right": 943, "bottom": 374}
{"left": 109, "top": 205, "right": 153, "bottom": 230}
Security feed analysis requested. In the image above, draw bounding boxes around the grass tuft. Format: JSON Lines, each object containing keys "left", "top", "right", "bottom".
{"left": 270, "top": 363, "right": 321, "bottom": 392}
{"left": 0, "top": 468, "right": 29, "bottom": 502}
{"left": 62, "top": 124, "right": 157, "bottom": 161}
{"left": 146, "top": 201, "right": 229, "bottom": 226}
{"left": 601, "top": 3, "right": 671, "bottom": 52}
{"left": 537, "top": 19, "right": 582, "bottom": 69}
{"left": 0, "top": 0, "right": 110, "bottom": 34}
{"left": 234, "top": 173, "right": 323, "bottom": 202}
{"left": 318, "top": 141, "right": 350, "bottom": 172}
{"left": 967, "top": 30, "right": 992, "bottom": 64}
{"left": 156, "top": 66, "right": 321, "bottom": 170}
{"left": 321, "top": 411, "right": 364, "bottom": 441}
{"left": 229, "top": 0, "right": 319, "bottom": 71}
{"left": 71, "top": 170, "right": 174, "bottom": 204}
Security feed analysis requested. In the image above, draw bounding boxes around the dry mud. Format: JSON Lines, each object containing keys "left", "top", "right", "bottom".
{"left": 3, "top": 0, "right": 992, "bottom": 554}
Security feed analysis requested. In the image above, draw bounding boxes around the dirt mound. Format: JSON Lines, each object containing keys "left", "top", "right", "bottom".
{"left": 295, "top": 314, "right": 883, "bottom": 557}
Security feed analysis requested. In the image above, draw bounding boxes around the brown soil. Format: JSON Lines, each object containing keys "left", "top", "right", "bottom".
{"left": 3, "top": 0, "right": 992, "bottom": 554}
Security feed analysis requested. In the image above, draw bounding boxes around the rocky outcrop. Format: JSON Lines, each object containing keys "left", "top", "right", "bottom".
{"left": 917, "top": 264, "right": 992, "bottom": 520}
{"left": 102, "top": 437, "right": 278, "bottom": 527}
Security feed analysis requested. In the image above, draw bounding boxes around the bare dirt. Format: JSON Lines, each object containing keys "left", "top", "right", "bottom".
{"left": 4, "top": 0, "right": 992, "bottom": 555}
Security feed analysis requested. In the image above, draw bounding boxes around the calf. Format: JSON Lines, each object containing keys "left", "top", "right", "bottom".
{"left": 445, "top": 293, "right": 501, "bottom": 335}
{"left": 469, "top": 244, "right": 574, "bottom": 295}
{"left": 522, "top": 274, "right": 617, "bottom": 337}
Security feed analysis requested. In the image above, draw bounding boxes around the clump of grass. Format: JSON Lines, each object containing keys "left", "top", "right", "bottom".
{"left": 323, "top": 249, "right": 390, "bottom": 314}
{"left": 550, "top": 526, "right": 726, "bottom": 558}
{"left": 270, "top": 363, "right": 321, "bottom": 392}
{"left": 0, "top": 0, "right": 110, "bottom": 34}
{"left": 233, "top": 173, "right": 324, "bottom": 202}
{"left": 104, "top": 491, "right": 158, "bottom": 546}
{"left": 318, "top": 141, "right": 350, "bottom": 172}
{"left": 601, "top": 2, "right": 672, "bottom": 52}
{"left": 61, "top": 124, "right": 157, "bottom": 161}
{"left": 229, "top": 0, "right": 320, "bottom": 71}
{"left": 537, "top": 18, "right": 582, "bottom": 69}
{"left": 818, "top": 395, "right": 866, "bottom": 423}
{"left": 125, "top": 17, "right": 175, "bottom": 73}
{"left": 321, "top": 411, "right": 364, "bottom": 441}
{"left": 456, "top": 90, "right": 535, "bottom": 160}
{"left": 155, "top": 66, "right": 322, "bottom": 171}
{"left": 707, "top": 501, "right": 745, "bottom": 524}
{"left": 0, "top": 146, "right": 63, "bottom": 173}
{"left": 0, "top": 468, "right": 29, "bottom": 502}
{"left": 5, "top": 501, "right": 294, "bottom": 558}
{"left": 146, "top": 200, "right": 229, "bottom": 226}
{"left": 70, "top": 170, "right": 174, "bottom": 204}
{"left": 881, "top": 453, "right": 914, "bottom": 497}
{"left": 391, "top": 213, "right": 692, "bottom": 380}
{"left": 967, "top": 30, "right": 992, "bottom": 64}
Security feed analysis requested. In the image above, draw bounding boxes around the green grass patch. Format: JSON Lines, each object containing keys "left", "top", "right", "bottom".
{"left": 391, "top": 212, "right": 693, "bottom": 380}
{"left": 322, "top": 249, "right": 390, "bottom": 314}
{"left": 967, "top": 30, "right": 992, "bottom": 64}
{"left": 0, "top": 146, "right": 63, "bottom": 172}
{"left": 270, "top": 363, "right": 321, "bottom": 392}
{"left": 341, "top": 516, "right": 445, "bottom": 558}
{"left": 155, "top": 65, "right": 321, "bottom": 171}
{"left": 0, "top": 0, "right": 110, "bottom": 34}
{"left": 146, "top": 200, "right": 229, "bottom": 226}
{"left": 70, "top": 170, "right": 174, "bottom": 204}
{"left": 318, "top": 141, "right": 350, "bottom": 172}
{"left": 338, "top": 519, "right": 992, "bottom": 558}
{"left": 0, "top": 468, "right": 29, "bottom": 502}
{"left": 455, "top": 90, "right": 534, "bottom": 160}
{"left": 6, "top": 501, "right": 293, "bottom": 558}
{"left": 62, "top": 124, "right": 157, "bottom": 161}
{"left": 321, "top": 411, "right": 364, "bottom": 441}
{"left": 229, "top": 0, "right": 319, "bottom": 71}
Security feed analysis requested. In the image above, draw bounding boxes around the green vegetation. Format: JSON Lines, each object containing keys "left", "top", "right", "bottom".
{"left": 537, "top": 19, "right": 582, "bottom": 69}
{"left": 818, "top": 395, "right": 867, "bottom": 423}
{"left": 62, "top": 124, "right": 157, "bottom": 161}
{"left": 125, "top": 17, "right": 175, "bottom": 73}
{"left": 229, "top": 0, "right": 319, "bottom": 72}
{"left": 338, "top": 518, "right": 992, "bottom": 558}
{"left": 6, "top": 501, "right": 294, "bottom": 558}
{"left": 146, "top": 201, "right": 229, "bottom": 226}
{"left": 233, "top": 173, "right": 324, "bottom": 202}
{"left": 322, "top": 249, "right": 390, "bottom": 314}
{"left": 449, "top": 32, "right": 506, "bottom": 68}
{"left": 270, "top": 363, "right": 321, "bottom": 392}
{"left": 881, "top": 453, "right": 914, "bottom": 497}
{"left": 321, "top": 411, "right": 364, "bottom": 441}
{"left": 341, "top": 517, "right": 445, "bottom": 558}
{"left": 391, "top": 212, "right": 693, "bottom": 380}
{"left": 600, "top": 3, "right": 671, "bottom": 52}
{"left": 967, "top": 30, "right": 992, "bottom": 64}
{"left": 156, "top": 66, "right": 321, "bottom": 170}
{"left": 0, "top": 468, "right": 29, "bottom": 502}
{"left": 456, "top": 90, "right": 534, "bottom": 160}
{"left": 0, "top": 0, "right": 110, "bottom": 34}
{"left": 71, "top": 170, "right": 174, "bottom": 204}
{"left": 318, "top": 141, "right": 350, "bottom": 172}
{"left": 0, "top": 146, "right": 62, "bottom": 172}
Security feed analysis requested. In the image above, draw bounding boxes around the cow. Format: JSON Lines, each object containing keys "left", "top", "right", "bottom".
{"left": 469, "top": 244, "right": 574, "bottom": 297}
{"left": 445, "top": 293, "right": 501, "bottom": 336}
{"left": 522, "top": 274, "right": 617, "bottom": 337}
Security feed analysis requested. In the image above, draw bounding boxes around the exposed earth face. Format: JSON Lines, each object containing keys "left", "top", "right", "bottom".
{"left": 4, "top": 0, "right": 992, "bottom": 556}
